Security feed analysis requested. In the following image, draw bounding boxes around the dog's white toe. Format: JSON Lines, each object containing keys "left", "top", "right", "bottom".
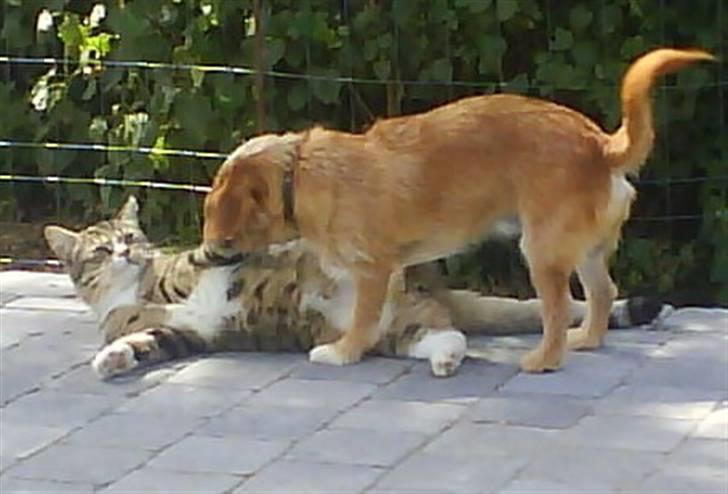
{"left": 309, "top": 343, "right": 349, "bottom": 366}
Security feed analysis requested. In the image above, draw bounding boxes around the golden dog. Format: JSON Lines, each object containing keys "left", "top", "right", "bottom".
{"left": 203, "top": 48, "right": 714, "bottom": 372}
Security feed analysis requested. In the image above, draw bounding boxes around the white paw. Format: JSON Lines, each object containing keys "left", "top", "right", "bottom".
{"left": 409, "top": 329, "right": 467, "bottom": 378}
{"left": 429, "top": 336, "right": 467, "bottom": 377}
{"left": 309, "top": 343, "right": 349, "bottom": 366}
{"left": 92, "top": 340, "right": 138, "bottom": 378}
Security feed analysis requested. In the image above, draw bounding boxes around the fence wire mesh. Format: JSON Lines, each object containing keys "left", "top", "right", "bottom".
{"left": 1, "top": 1, "right": 725, "bottom": 304}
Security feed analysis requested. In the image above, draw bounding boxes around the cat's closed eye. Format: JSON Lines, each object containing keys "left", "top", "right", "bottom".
{"left": 93, "top": 245, "right": 112, "bottom": 256}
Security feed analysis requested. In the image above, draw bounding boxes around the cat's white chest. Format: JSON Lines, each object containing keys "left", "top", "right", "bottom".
{"left": 167, "top": 267, "right": 240, "bottom": 340}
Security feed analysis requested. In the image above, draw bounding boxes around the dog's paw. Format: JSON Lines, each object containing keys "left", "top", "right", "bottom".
{"left": 566, "top": 327, "right": 602, "bottom": 351}
{"left": 92, "top": 341, "right": 138, "bottom": 378}
{"left": 520, "top": 343, "right": 564, "bottom": 373}
{"left": 308, "top": 342, "right": 361, "bottom": 366}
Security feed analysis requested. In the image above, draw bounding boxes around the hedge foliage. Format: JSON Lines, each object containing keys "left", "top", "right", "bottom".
{"left": 1, "top": 0, "right": 726, "bottom": 304}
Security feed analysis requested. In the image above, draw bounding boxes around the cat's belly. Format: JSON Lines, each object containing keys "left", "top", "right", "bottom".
{"left": 167, "top": 266, "right": 240, "bottom": 340}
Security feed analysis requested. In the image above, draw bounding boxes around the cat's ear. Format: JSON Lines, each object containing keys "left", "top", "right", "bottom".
{"left": 44, "top": 225, "right": 79, "bottom": 259}
{"left": 116, "top": 195, "right": 140, "bottom": 226}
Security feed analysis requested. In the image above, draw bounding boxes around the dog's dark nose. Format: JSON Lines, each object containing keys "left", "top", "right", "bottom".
{"left": 222, "top": 238, "right": 234, "bottom": 248}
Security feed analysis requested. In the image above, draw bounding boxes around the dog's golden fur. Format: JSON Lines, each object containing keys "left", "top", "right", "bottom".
{"left": 203, "top": 48, "right": 714, "bottom": 372}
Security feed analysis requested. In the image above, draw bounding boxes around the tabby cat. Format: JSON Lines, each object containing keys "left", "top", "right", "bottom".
{"left": 44, "top": 196, "right": 669, "bottom": 378}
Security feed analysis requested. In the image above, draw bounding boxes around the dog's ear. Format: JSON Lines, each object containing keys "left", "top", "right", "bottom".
{"left": 44, "top": 225, "right": 79, "bottom": 260}
{"left": 203, "top": 161, "right": 274, "bottom": 247}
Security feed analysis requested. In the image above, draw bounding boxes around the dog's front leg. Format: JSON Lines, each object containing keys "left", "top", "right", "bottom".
{"left": 309, "top": 267, "right": 392, "bottom": 366}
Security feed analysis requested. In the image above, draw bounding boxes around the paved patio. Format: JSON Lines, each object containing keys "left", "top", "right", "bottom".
{"left": 1, "top": 270, "right": 726, "bottom": 494}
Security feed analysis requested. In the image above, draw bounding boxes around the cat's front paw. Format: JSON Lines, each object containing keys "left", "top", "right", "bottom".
{"left": 428, "top": 332, "right": 467, "bottom": 377}
{"left": 92, "top": 341, "right": 139, "bottom": 378}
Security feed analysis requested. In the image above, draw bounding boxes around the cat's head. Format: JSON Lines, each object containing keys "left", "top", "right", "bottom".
{"left": 44, "top": 196, "right": 152, "bottom": 315}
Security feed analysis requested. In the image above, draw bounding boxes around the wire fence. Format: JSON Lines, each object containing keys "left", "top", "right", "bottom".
{"left": 1, "top": 1, "right": 725, "bottom": 294}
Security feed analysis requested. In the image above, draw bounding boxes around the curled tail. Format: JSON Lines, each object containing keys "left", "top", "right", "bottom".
{"left": 438, "top": 290, "right": 670, "bottom": 335}
{"left": 605, "top": 48, "right": 716, "bottom": 174}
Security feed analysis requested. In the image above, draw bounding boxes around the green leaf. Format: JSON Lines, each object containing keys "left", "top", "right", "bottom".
{"left": 455, "top": 0, "right": 492, "bottom": 14}
{"left": 373, "top": 59, "right": 391, "bottom": 80}
{"left": 477, "top": 34, "right": 507, "bottom": 74}
{"left": 551, "top": 28, "right": 573, "bottom": 51}
{"left": 287, "top": 83, "right": 308, "bottom": 111}
{"left": 265, "top": 38, "right": 286, "bottom": 66}
{"left": 572, "top": 41, "right": 598, "bottom": 67}
{"left": 81, "top": 78, "right": 97, "bottom": 101}
{"left": 57, "top": 13, "right": 88, "bottom": 51}
{"left": 496, "top": 0, "right": 518, "bottom": 22}
{"left": 569, "top": 5, "right": 593, "bottom": 31}
{"left": 430, "top": 59, "right": 452, "bottom": 81}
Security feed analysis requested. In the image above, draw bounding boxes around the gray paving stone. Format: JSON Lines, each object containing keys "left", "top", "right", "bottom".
{"left": 330, "top": 399, "right": 467, "bottom": 434}
{"left": 4, "top": 297, "right": 89, "bottom": 312}
{"left": 0, "top": 311, "right": 41, "bottom": 350}
{"left": 101, "top": 467, "right": 241, "bottom": 494}
{"left": 692, "top": 406, "right": 728, "bottom": 440}
{"left": 235, "top": 460, "right": 382, "bottom": 494}
{"left": 560, "top": 414, "right": 697, "bottom": 452}
{"left": 62, "top": 412, "right": 201, "bottom": 450}
{"left": 501, "top": 350, "right": 641, "bottom": 398}
{"left": 286, "top": 428, "right": 428, "bottom": 467}
{"left": 47, "top": 364, "right": 179, "bottom": 398}
{"left": 664, "top": 438, "right": 728, "bottom": 479}
{"left": 291, "top": 357, "right": 412, "bottom": 384}
{"left": 663, "top": 308, "right": 728, "bottom": 333}
{"left": 649, "top": 332, "right": 728, "bottom": 361}
{"left": 0, "top": 477, "right": 94, "bottom": 493}
{"left": 0, "top": 423, "right": 69, "bottom": 469}
{"left": 4, "top": 443, "right": 151, "bottom": 485}
{"left": 201, "top": 403, "right": 337, "bottom": 441}
{"left": 167, "top": 353, "right": 301, "bottom": 389}
{"left": 116, "top": 383, "right": 249, "bottom": 417}
{"left": 513, "top": 444, "right": 662, "bottom": 492}
{"left": 0, "top": 271, "right": 76, "bottom": 298}
{"left": 0, "top": 366, "right": 45, "bottom": 406}
{"left": 468, "top": 394, "right": 591, "bottom": 429}
{"left": 246, "top": 378, "right": 376, "bottom": 409}
{"left": 374, "top": 360, "right": 517, "bottom": 404}
{"left": 497, "top": 479, "right": 600, "bottom": 494}
{"left": 148, "top": 434, "right": 289, "bottom": 475}
{"left": 373, "top": 451, "right": 526, "bottom": 494}
{"left": 629, "top": 355, "right": 728, "bottom": 391}
{"left": 1, "top": 390, "right": 121, "bottom": 428}
{"left": 594, "top": 384, "right": 723, "bottom": 419}
{"left": 422, "top": 422, "right": 558, "bottom": 459}
{"left": 629, "top": 470, "right": 728, "bottom": 494}
{"left": 0, "top": 292, "right": 21, "bottom": 307}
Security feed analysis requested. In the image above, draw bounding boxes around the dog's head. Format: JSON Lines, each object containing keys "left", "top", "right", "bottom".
{"left": 203, "top": 132, "right": 303, "bottom": 253}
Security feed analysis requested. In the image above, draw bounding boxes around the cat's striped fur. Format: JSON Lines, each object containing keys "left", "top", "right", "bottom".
{"left": 44, "top": 197, "right": 670, "bottom": 378}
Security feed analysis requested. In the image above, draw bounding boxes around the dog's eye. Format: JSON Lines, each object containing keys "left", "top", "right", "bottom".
{"left": 122, "top": 233, "right": 135, "bottom": 244}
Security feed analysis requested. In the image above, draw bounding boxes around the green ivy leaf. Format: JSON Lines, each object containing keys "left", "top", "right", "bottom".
{"left": 430, "top": 59, "right": 452, "bottom": 81}
{"left": 496, "top": 0, "right": 518, "bottom": 22}
{"left": 551, "top": 28, "right": 574, "bottom": 51}
{"left": 569, "top": 5, "right": 593, "bottom": 31}
{"left": 265, "top": 38, "right": 286, "bottom": 66}
{"left": 287, "top": 83, "right": 308, "bottom": 111}
{"left": 572, "top": 40, "right": 598, "bottom": 67}
{"left": 455, "top": 0, "right": 492, "bottom": 14}
{"left": 373, "top": 59, "right": 391, "bottom": 80}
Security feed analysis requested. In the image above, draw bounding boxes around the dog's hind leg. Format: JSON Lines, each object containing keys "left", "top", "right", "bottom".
{"left": 567, "top": 246, "right": 618, "bottom": 350}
